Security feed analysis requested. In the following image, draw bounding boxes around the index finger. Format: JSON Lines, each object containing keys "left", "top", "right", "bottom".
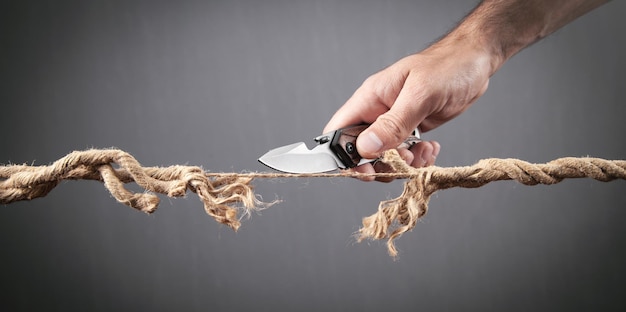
{"left": 323, "top": 89, "right": 389, "bottom": 133}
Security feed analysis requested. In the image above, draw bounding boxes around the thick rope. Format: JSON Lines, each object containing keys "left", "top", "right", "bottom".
{"left": 360, "top": 150, "right": 626, "bottom": 257}
{"left": 1, "top": 148, "right": 625, "bottom": 257}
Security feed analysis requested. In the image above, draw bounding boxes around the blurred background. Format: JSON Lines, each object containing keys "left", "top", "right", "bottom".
{"left": 1, "top": 0, "right": 625, "bottom": 311}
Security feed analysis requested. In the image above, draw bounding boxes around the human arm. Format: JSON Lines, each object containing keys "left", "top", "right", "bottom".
{"left": 324, "top": 0, "right": 609, "bottom": 180}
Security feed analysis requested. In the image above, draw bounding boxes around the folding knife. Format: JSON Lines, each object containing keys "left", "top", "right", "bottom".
{"left": 258, "top": 124, "right": 421, "bottom": 173}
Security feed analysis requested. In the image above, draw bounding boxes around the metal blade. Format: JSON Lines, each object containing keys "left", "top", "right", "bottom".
{"left": 258, "top": 142, "right": 341, "bottom": 173}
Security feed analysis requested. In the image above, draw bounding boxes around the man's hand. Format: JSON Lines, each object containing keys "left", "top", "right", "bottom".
{"left": 323, "top": 0, "right": 608, "bottom": 181}
{"left": 324, "top": 39, "right": 491, "bottom": 181}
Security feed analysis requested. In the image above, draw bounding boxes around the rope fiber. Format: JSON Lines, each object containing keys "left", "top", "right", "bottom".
{"left": 2, "top": 148, "right": 625, "bottom": 257}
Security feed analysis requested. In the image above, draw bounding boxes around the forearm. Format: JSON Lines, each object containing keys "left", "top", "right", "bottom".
{"left": 441, "top": 0, "right": 609, "bottom": 75}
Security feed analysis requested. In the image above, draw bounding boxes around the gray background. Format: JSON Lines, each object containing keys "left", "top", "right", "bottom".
{"left": 1, "top": 0, "right": 625, "bottom": 311}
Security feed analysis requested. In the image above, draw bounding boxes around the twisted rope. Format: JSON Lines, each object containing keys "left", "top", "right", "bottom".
{"left": 361, "top": 150, "right": 626, "bottom": 257}
{"left": 0, "top": 149, "right": 262, "bottom": 230}
{"left": 1, "top": 148, "right": 625, "bottom": 257}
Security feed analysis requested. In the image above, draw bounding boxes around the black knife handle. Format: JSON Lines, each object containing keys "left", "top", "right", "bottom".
{"left": 329, "top": 124, "right": 368, "bottom": 168}
{"left": 328, "top": 124, "right": 422, "bottom": 169}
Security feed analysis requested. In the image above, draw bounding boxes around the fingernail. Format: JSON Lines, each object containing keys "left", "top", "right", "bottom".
{"left": 420, "top": 145, "right": 434, "bottom": 166}
{"left": 359, "top": 132, "right": 383, "bottom": 155}
{"left": 420, "top": 150, "right": 428, "bottom": 166}
{"left": 432, "top": 142, "right": 440, "bottom": 159}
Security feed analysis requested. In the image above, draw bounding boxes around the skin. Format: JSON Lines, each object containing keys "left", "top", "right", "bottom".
{"left": 323, "top": 0, "right": 609, "bottom": 181}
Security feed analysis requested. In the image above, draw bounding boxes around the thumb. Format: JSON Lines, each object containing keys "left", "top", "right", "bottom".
{"left": 356, "top": 110, "right": 417, "bottom": 159}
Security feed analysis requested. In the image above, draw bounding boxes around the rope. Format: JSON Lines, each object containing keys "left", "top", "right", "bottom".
{"left": 1, "top": 148, "right": 625, "bottom": 257}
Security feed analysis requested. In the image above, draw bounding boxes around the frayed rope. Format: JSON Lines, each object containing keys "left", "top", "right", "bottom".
{"left": 1, "top": 148, "right": 625, "bottom": 257}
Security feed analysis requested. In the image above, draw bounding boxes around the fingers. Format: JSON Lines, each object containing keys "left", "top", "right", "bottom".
{"left": 397, "top": 147, "right": 415, "bottom": 166}
{"left": 371, "top": 147, "right": 414, "bottom": 182}
{"left": 351, "top": 162, "right": 376, "bottom": 182}
{"left": 323, "top": 102, "right": 366, "bottom": 135}
{"left": 323, "top": 84, "right": 388, "bottom": 134}
{"left": 410, "top": 140, "right": 440, "bottom": 167}
{"left": 355, "top": 75, "right": 432, "bottom": 159}
{"left": 350, "top": 141, "right": 440, "bottom": 182}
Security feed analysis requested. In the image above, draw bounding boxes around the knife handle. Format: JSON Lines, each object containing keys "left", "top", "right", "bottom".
{"left": 329, "top": 124, "right": 422, "bottom": 169}
{"left": 329, "top": 124, "right": 367, "bottom": 168}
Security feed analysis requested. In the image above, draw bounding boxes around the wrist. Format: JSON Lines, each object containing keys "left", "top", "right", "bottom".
{"left": 443, "top": 0, "right": 609, "bottom": 75}
{"left": 427, "top": 26, "right": 503, "bottom": 79}
{"left": 438, "top": 0, "right": 550, "bottom": 75}
{"left": 437, "top": 28, "right": 505, "bottom": 77}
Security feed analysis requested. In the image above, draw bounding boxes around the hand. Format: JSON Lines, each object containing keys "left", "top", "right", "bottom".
{"left": 324, "top": 39, "right": 492, "bottom": 181}
{"left": 323, "top": 0, "right": 607, "bottom": 182}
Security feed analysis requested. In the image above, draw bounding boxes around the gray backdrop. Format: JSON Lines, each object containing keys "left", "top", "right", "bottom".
{"left": 1, "top": 1, "right": 625, "bottom": 311}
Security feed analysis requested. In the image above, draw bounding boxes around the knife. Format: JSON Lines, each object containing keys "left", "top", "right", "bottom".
{"left": 258, "top": 124, "right": 421, "bottom": 173}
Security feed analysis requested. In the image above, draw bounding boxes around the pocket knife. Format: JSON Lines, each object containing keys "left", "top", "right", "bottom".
{"left": 258, "top": 124, "right": 421, "bottom": 173}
